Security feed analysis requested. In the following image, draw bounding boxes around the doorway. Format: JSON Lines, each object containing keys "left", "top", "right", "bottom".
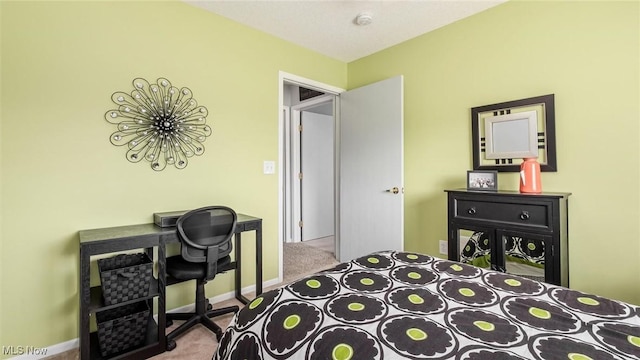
{"left": 278, "top": 72, "right": 343, "bottom": 283}
{"left": 277, "top": 72, "right": 404, "bottom": 283}
{"left": 292, "top": 96, "right": 335, "bottom": 244}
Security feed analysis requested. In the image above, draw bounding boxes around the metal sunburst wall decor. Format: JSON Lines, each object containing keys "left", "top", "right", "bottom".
{"left": 105, "top": 77, "right": 212, "bottom": 171}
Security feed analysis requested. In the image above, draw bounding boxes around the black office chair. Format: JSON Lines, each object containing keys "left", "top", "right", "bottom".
{"left": 165, "top": 206, "right": 240, "bottom": 351}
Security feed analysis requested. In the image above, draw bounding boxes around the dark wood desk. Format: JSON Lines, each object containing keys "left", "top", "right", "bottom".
{"left": 78, "top": 214, "right": 262, "bottom": 360}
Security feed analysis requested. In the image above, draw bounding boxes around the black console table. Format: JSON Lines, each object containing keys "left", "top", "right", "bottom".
{"left": 445, "top": 189, "right": 570, "bottom": 286}
{"left": 78, "top": 214, "right": 262, "bottom": 360}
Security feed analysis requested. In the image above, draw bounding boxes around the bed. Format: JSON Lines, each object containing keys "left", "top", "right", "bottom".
{"left": 214, "top": 250, "right": 640, "bottom": 359}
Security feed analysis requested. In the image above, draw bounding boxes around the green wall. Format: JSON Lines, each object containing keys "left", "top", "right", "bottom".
{"left": 0, "top": 0, "right": 345, "bottom": 354}
{"left": 348, "top": 0, "right": 639, "bottom": 304}
{"left": 1, "top": 0, "right": 639, "bottom": 355}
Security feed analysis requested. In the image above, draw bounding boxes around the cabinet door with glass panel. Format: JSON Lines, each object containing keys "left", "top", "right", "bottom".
{"left": 494, "top": 230, "right": 551, "bottom": 283}
{"left": 455, "top": 229, "right": 551, "bottom": 283}
{"left": 456, "top": 227, "right": 495, "bottom": 271}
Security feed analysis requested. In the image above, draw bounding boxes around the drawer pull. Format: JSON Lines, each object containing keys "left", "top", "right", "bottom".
{"left": 467, "top": 207, "right": 476, "bottom": 215}
{"left": 520, "top": 211, "right": 530, "bottom": 220}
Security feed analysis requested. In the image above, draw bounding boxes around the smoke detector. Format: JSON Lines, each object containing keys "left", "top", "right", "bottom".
{"left": 355, "top": 12, "right": 373, "bottom": 26}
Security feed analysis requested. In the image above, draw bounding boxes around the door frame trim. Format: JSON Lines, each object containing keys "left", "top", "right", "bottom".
{"left": 278, "top": 71, "right": 344, "bottom": 283}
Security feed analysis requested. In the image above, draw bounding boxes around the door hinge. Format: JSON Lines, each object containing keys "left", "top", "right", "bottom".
{"left": 298, "top": 172, "right": 303, "bottom": 179}
{"left": 298, "top": 220, "right": 303, "bottom": 228}
{"left": 298, "top": 124, "right": 303, "bottom": 132}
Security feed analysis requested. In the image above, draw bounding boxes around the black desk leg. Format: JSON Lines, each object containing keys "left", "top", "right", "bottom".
{"left": 234, "top": 233, "right": 244, "bottom": 304}
{"left": 233, "top": 224, "right": 263, "bottom": 305}
{"left": 255, "top": 225, "right": 262, "bottom": 296}
{"left": 79, "top": 249, "right": 90, "bottom": 360}
{"left": 157, "top": 237, "right": 167, "bottom": 350}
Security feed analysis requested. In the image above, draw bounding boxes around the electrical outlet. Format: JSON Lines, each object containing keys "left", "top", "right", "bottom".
{"left": 439, "top": 240, "right": 448, "bottom": 255}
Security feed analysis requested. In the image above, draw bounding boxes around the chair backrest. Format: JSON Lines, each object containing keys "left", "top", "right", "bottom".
{"left": 176, "top": 206, "right": 237, "bottom": 264}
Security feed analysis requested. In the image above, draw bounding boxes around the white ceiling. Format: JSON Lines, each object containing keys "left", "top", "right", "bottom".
{"left": 185, "top": 0, "right": 507, "bottom": 62}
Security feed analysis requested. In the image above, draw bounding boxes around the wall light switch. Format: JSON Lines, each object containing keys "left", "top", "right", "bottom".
{"left": 439, "top": 240, "right": 448, "bottom": 255}
{"left": 263, "top": 161, "right": 276, "bottom": 174}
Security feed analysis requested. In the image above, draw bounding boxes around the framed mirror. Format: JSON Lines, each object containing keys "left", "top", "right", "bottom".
{"left": 471, "top": 94, "right": 557, "bottom": 172}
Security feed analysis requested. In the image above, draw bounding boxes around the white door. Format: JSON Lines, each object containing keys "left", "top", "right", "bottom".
{"left": 301, "top": 111, "right": 335, "bottom": 241}
{"left": 338, "top": 76, "right": 404, "bottom": 262}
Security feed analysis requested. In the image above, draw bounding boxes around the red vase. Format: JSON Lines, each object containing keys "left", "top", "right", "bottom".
{"left": 520, "top": 158, "right": 542, "bottom": 193}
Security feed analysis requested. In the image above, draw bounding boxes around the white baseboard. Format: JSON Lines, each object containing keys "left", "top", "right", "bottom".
{"left": 10, "top": 279, "right": 280, "bottom": 359}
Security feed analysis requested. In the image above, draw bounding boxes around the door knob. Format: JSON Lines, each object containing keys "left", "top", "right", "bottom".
{"left": 386, "top": 187, "right": 400, "bottom": 194}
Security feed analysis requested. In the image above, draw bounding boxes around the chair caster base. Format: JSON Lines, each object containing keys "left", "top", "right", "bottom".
{"left": 166, "top": 340, "right": 177, "bottom": 351}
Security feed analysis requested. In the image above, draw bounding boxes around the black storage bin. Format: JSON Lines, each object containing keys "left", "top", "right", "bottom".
{"left": 98, "top": 253, "right": 153, "bottom": 305}
{"left": 96, "top": 301, "right": 150, "bottom": 357}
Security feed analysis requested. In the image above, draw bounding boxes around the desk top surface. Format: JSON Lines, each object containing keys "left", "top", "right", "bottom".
{"left": 79, "top": 213, "right": 261, "bottom": 244}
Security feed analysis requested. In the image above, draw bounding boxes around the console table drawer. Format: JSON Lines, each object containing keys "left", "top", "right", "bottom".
{"left": 455, "top": 199, "right": 550, "bottom": 228}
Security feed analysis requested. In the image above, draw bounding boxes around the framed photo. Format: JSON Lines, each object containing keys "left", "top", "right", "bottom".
{"left": 471, "top": 94, "right": 557, "bottom": 172}
{"left": 467, "top": 170, "right": 498, "bottom": 191}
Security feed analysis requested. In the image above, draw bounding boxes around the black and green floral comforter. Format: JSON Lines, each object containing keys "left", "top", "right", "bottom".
{"left": 214, "top": 250, "right": 640, "bottom": 360}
